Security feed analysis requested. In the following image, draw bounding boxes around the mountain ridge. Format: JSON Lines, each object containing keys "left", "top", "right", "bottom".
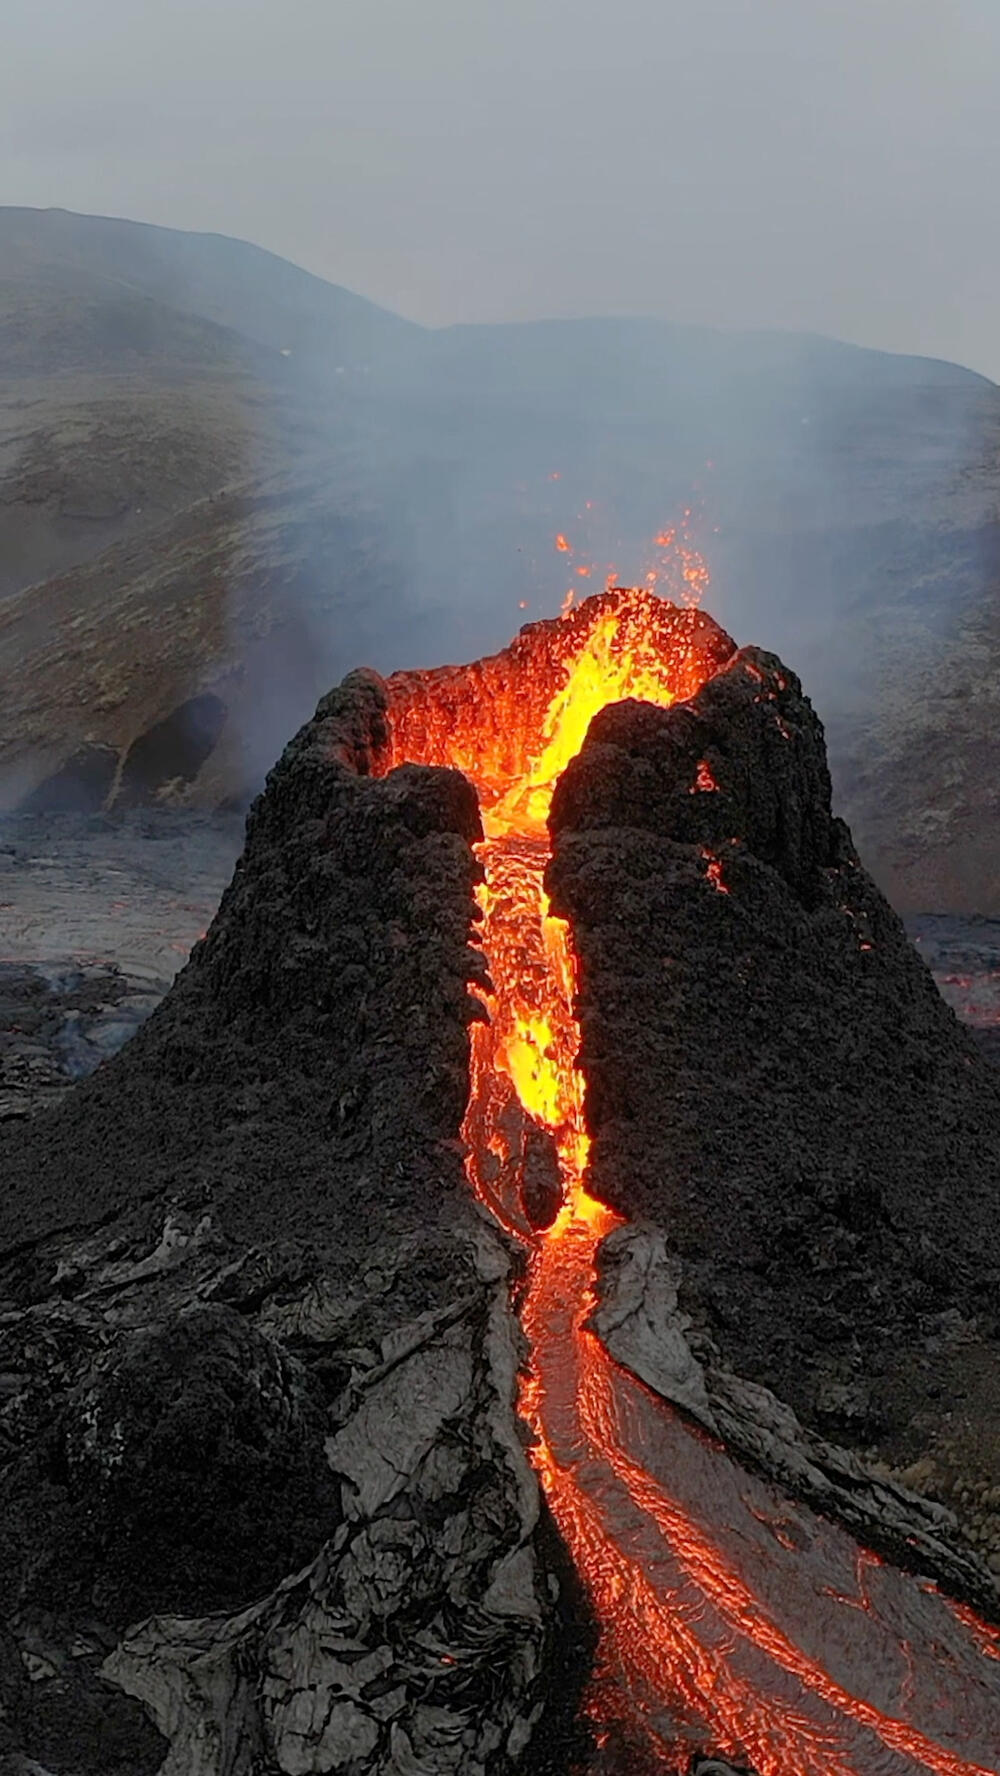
{"left": 2, "top": 206, "right": 999, "bottom": 910}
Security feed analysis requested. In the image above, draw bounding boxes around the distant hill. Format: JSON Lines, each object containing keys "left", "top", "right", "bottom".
{"left": 1, "top": 206, "right": 999, "bottom": 910}
{"left": 0, "top": 206, "right": 417, "bottom": 370}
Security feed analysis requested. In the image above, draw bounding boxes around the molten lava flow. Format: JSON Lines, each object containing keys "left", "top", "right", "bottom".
{"left": 455, "top": 598, "right": 694, "bottom": 1239}
{"left": 384, "top": 589, "right": 1000, "bottom": 1774}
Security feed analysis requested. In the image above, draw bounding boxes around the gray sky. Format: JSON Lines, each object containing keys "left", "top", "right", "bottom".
{"left": 4, "top": 0, "right": 1000, "bottom": 378}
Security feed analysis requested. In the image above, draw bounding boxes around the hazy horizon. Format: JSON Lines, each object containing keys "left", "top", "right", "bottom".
{"left": 3, "top": 0, "right": 999, "bottom": 381}
{"left": 11, "top": 197, "right": 1000, "bottom": 395}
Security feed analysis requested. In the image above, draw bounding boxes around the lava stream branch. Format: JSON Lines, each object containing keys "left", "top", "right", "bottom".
{"left": 478, "top": 842, "right": 999, "bottom": 1774}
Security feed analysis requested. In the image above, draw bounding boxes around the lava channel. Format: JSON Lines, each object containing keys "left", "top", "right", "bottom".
{"left": 383, "top": 587, "right": 1000, "bottom": 1774}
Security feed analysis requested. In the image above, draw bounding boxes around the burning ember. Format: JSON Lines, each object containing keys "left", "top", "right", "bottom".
{"left": 382, "top": 588, "right": 1000, "bottom": 1773}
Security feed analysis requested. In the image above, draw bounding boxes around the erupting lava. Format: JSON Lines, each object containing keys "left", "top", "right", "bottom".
{"left": 384, "top": 587, "right": 1000, "bottom": 1774}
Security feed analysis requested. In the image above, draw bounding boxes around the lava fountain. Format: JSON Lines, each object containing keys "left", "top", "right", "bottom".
{"left": 382, "top": 587, "right": 1000, "bottom": 1773}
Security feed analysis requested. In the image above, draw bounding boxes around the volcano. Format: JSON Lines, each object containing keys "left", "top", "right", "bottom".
{"left": 1, "top": 588, "right": 999, "bottom": 1774}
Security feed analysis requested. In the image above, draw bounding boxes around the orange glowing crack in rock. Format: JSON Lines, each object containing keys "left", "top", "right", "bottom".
{"left": 383, "top": 585, "right": 1000, "bottom": 1773}
{"left": 692, "top": 758, "right": 719, "bottom": 793}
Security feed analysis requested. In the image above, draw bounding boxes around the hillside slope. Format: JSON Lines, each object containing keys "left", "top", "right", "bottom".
{"left": 0, "top": 206, "right": 417, "bottom": 371}
{"left": 1, "top": 207, "right": 999, "bottom": 908}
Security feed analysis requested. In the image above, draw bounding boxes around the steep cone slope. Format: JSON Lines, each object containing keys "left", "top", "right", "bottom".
{"left": 548, "top": 645, "right": 1000, "bottom": 1520}
{"left": 0, "top": 670, "right": 482, "bottom": 1254}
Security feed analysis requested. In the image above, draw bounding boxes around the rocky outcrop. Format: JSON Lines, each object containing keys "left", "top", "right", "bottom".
{"left": 0, "top": 673, "right": 481, "bottom": 1255}
{"left": 591, "top": 1224, "right": 998, "bottom": 1611}
{"left": 0, "top": 1205, "right": 583, "bottom": 1776}
{"left": 548, "top": 647, "right": 1000, "bottom": 1553}
{"left": 0, "top": 960, "right": 162, "bottom": 1121}
{"left": 582, "top": 1223, "right": 1000, "bottom": 1766}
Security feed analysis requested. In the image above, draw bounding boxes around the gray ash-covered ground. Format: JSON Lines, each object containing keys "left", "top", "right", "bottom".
{"left": 0, "top": 808, "right": 243, "bottom": 1119}
{"left": 906, "top": 912, "right": 1000, "bottom": 1064}
{"left": 0, "top": 806, "right": 243, "bottom": 1108}
{"left": 0, "top": 808, "right": 244, "bottom": 971}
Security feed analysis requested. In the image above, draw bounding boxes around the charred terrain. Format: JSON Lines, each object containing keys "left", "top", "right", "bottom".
{"left": 2, "top": 206, "right": 1000, "bottom": 911}
{"left": 1, "top": 590, "right": 999, "bottom": 1775}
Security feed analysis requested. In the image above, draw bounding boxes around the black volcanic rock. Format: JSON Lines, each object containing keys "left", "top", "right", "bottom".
{"left": 0, "top": 670, "right": 483, "bottom": 1259}
{"left": 3, "top": 630, "right": 1000, "bottom": 1772}
{"left": 548, "top": 647, "right": 1000, "bottom": 1492}
{"left": 0, "top": 675, "right": 584, "bottom": 1776}
{"left": 0, "top": 1303, "right": 341, "bottom": 1628}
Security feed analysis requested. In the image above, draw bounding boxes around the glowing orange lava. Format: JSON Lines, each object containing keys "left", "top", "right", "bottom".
{"left": 383, "top": 587, "right": 1000, "bottom": 1773}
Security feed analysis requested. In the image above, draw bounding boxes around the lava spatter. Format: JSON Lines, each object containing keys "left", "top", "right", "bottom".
{"left": 383, "top": 587, "right": 1000, "bottom": 1774}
